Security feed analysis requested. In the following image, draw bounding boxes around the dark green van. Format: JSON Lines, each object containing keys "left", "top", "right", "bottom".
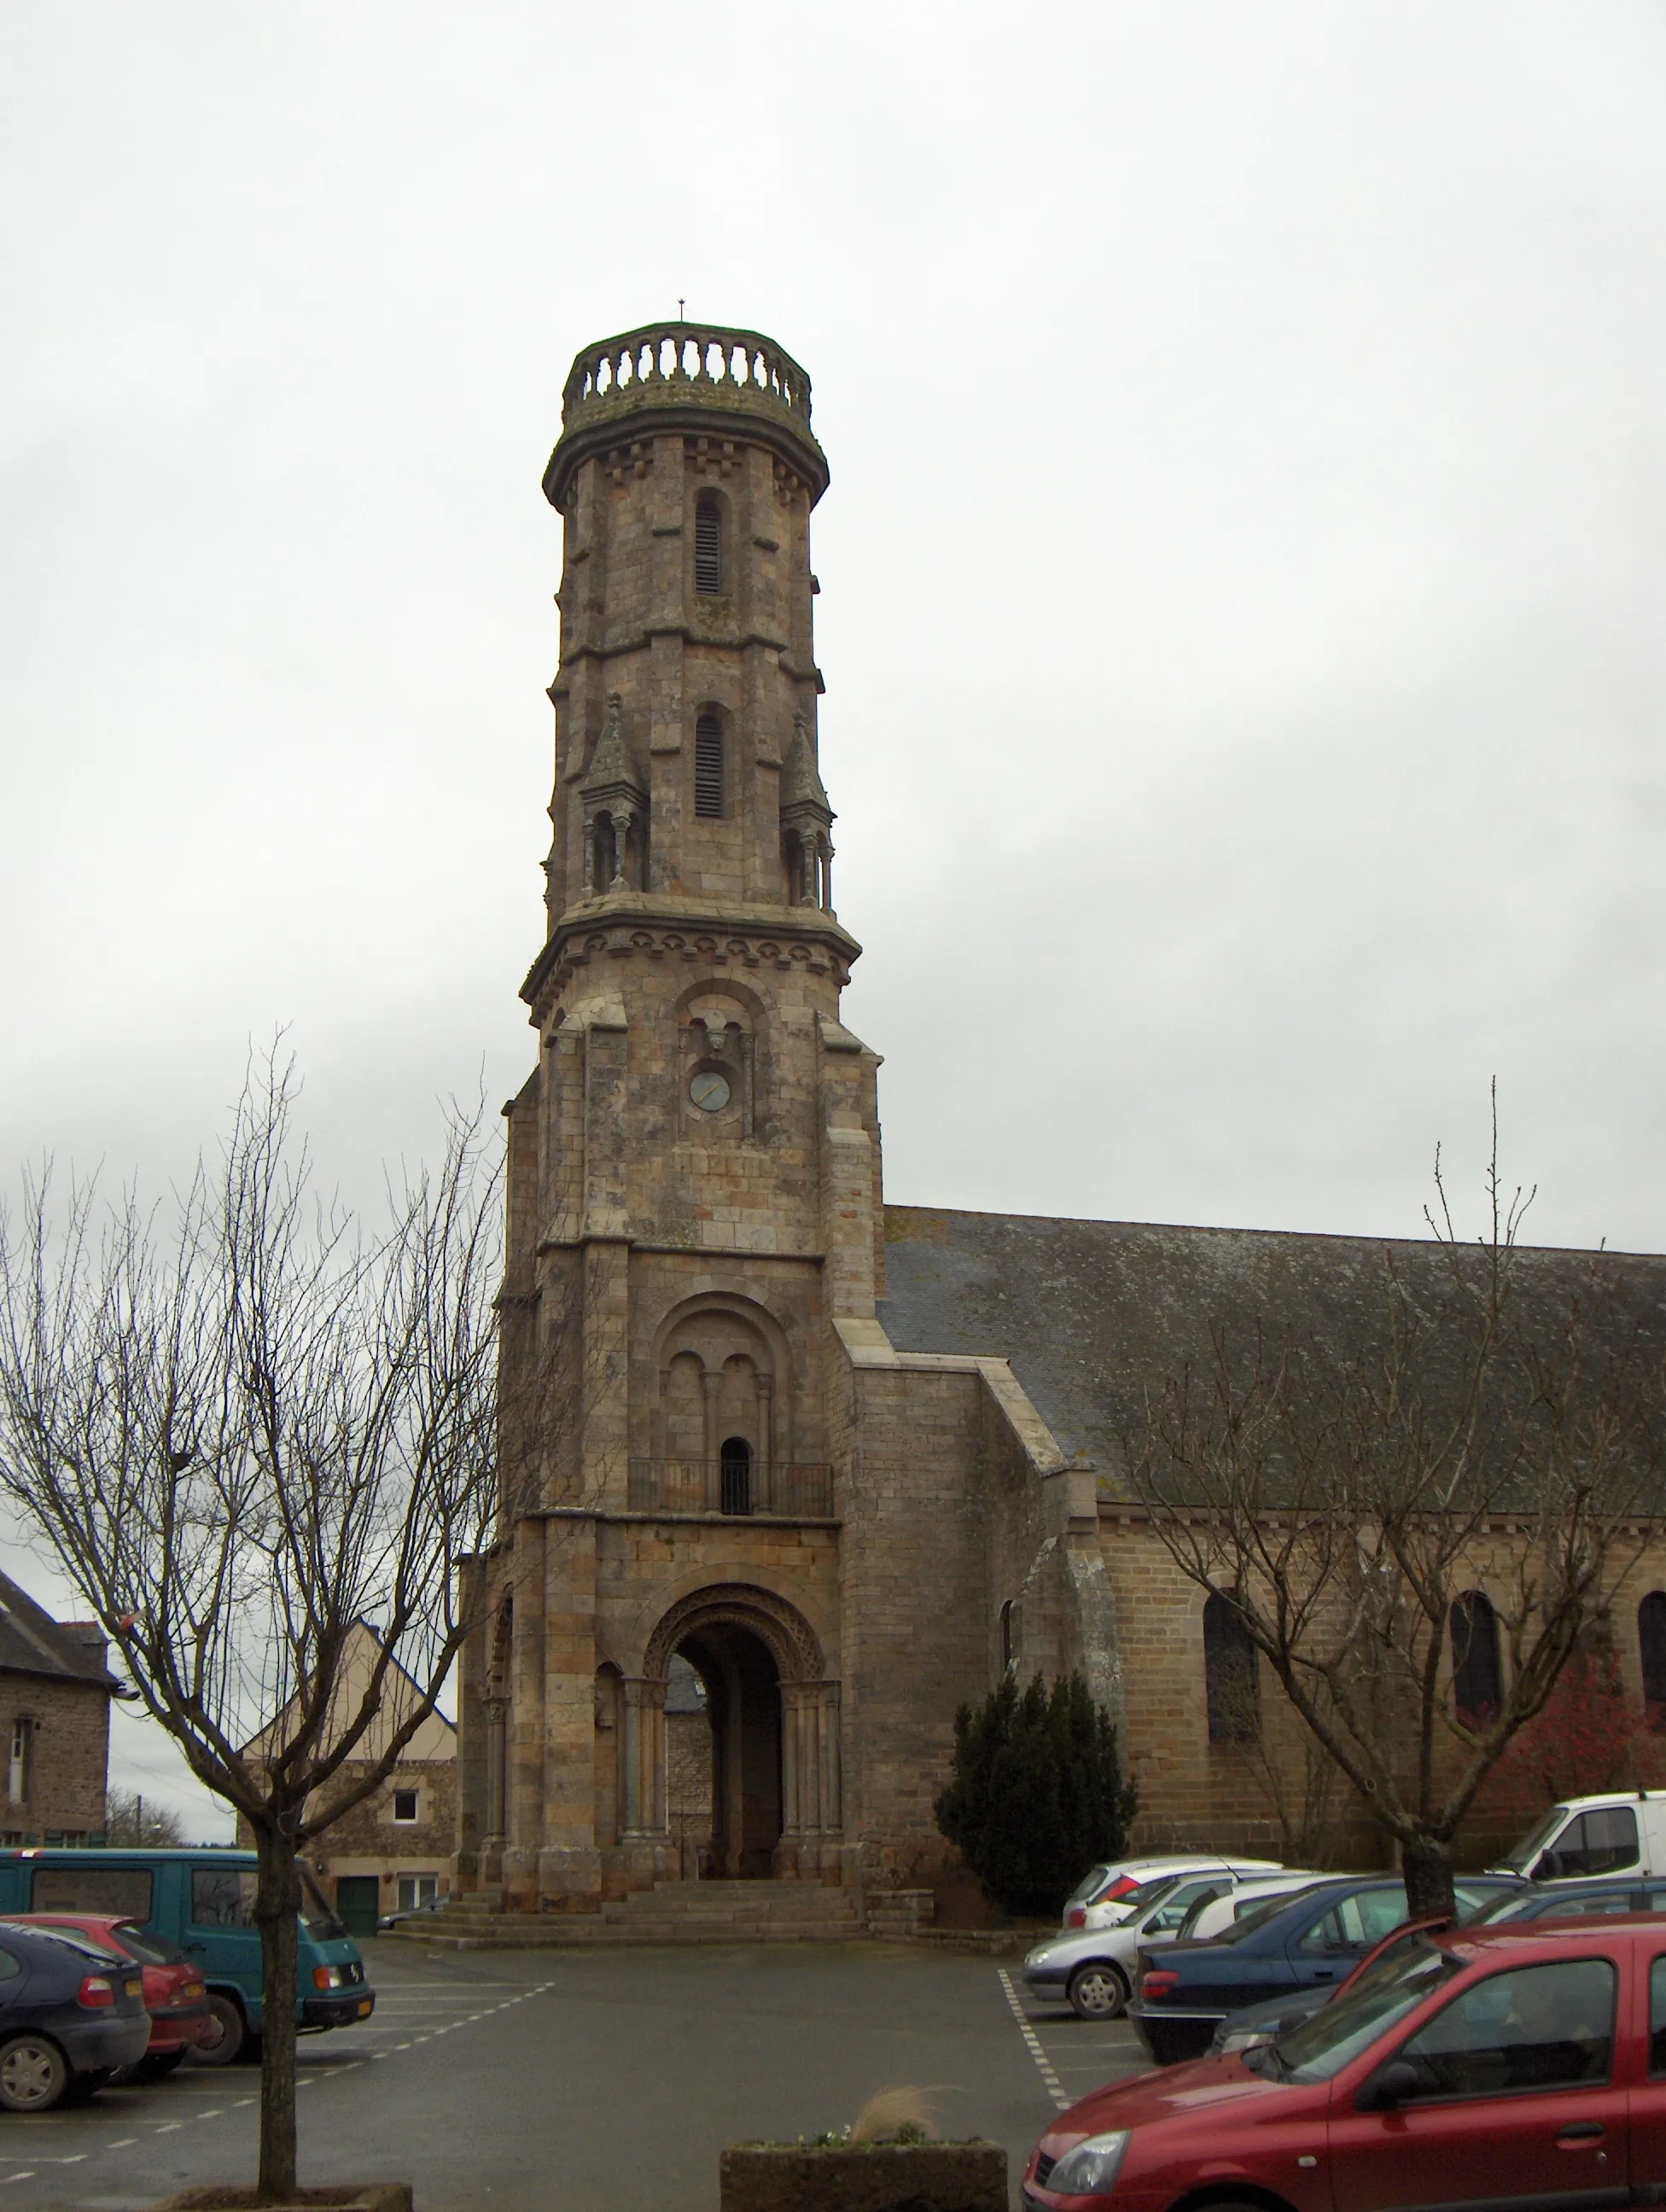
{"left": 0, "top": 1848, "right": 373, "bottom": 2064}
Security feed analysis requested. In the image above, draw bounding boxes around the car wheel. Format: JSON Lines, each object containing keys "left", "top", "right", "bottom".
{"left": 1066, "top": 1961, "right": 1130, "bottom": 2020}
{"left": 185, "top": 1995, "right": 246, "bottom": 2067}
{"left": 0, "top": 2035, "right": 68, "bottom": 2113}
{"left": 65, "top": 2068, "right": 114, "bottom": 2101}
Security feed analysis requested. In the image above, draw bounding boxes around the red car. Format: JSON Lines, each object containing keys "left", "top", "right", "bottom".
{"left": 1023, "top": 1917, "right": 1666, "bottom": 2210}
{"left": 9, "top": 1913, "right": 211, "bottom": 2077}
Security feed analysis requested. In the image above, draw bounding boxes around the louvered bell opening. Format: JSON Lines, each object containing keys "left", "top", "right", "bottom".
{"left": 694, "top": 715, "right": 725, "bottom": 817}
{"left": 694, "top": 495, "right": 722, "bottom": 594}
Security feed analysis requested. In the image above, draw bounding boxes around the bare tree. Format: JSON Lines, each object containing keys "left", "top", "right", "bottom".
{"left": 1209, "top": 1671, "right": 1350, "bottom": 1870}
{"left": 0, "top": 1051, "right": 532, "bottom": 2199}
{"left": 103, "top": 1786, "right": 186, "bottom": 1848}
{"left": 1134, "top": 1121, "right": 1666, "bottom": 1917}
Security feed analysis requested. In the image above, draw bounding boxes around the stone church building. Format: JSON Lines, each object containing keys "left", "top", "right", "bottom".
{"left": 457, "top": 320, "right": 1666, "bottom": 1912}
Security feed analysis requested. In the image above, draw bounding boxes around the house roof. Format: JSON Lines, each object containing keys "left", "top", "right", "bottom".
{"left": 877, "top": 1204, "right": 1666, "bottom": 1500}
{"left": 240, "top": 1621, "right": 457, "bottom": 1764}
{"left": 0, "top": 1570, "right": 119, "bottom": 1692}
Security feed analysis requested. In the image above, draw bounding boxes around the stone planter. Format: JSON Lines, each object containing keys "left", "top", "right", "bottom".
{"left": 720, "top": 2143, "right": 1006, "bottom": 2212}
{"left": 154, "top": 2187, "right": 412, "bottom": 2212}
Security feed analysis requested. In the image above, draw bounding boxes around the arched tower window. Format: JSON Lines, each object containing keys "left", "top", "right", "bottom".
{"left": 719, "top": 1436, "right": 752, "bottom": 1517}
{"left": 1451, "top": 1591, "right": 1501, "bottom": 1727}
{"left": 1640, "top": 1593, "right": 1666, "bottom": 1732}
{"left": 694, "top": 713, "right": 725, "bottom": 818}
{"left": 1203, "top": 1592, "right": 1260, "bottom": 1743}
{"left": 695, "top": 492, "right": 723, "bottom": 594}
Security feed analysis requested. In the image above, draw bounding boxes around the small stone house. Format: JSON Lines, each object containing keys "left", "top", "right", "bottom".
{"left": 240, "top": 1622, "right": 457, "bottom": 1936}
{"left": 0, "top": 1568, "right": 119, "bottom": 1844}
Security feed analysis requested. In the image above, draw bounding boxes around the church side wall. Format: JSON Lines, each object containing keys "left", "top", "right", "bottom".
{"left": 1100, "top": 1516, "right": 1666, "bottom": 1871}
{"left": 840, "top": 1365, "right": 991, "bottom": 1881}
{"left": 1097, "top": 1520, "right": 1354, "bottom": 1860}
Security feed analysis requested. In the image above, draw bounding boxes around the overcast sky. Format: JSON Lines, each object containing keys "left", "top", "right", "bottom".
{"left": 3, "top": 1, "right": 1663, "bottom": 1831}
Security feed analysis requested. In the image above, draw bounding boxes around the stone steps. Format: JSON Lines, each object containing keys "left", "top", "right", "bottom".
{"left": 384, "top": 1877, "right": 873, "bottom": 1950}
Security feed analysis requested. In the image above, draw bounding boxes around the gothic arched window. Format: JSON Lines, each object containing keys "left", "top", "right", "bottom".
{"left": 694, "top": 713, "right": 725, "bottom": 818}
{"left": 1203, "top": 1592, "right": 1260, "bottom": 1743}
{"left": 1640, "top": 1593, "right": 1666, "bottom": 1732}
{"left": 695, "top": 492, "right": 723, "bottom": 594}
{"left": 1451, "top": 1591, "right": 1502, "bottom": 1727}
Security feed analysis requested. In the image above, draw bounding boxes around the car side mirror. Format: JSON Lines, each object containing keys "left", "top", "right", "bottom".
{"left": 1534, "top": 1854, "right": 1558, "bottom": 1882}
{"left": 1358, "top": 2059, "right": 1421, "bottom": 2113}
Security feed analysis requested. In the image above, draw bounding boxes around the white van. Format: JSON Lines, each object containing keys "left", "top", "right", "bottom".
{"left": 1492, "top": 1792, "right": 1666, "bottom": 1883}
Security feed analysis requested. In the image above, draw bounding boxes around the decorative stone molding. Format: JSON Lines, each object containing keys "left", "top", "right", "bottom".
{"left": 521, "top": 905, "right": 859, "bottom": 1025}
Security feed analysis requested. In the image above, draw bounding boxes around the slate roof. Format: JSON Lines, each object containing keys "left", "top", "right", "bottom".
{"left": 0, "top": 1569, "right": 119, "bottom": 1692}
{"left": 877, "top": 1205, "right": 1666, "bottom": 1501}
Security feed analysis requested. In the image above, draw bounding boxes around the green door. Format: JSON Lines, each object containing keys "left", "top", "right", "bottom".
{"left": 335, "top": 1877, "right": 381, "bottom": 1939}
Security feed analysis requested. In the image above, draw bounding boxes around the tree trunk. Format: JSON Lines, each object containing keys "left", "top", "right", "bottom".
{"left": 253, "top": 1825, "right": 301, "bottom": 2203}
{"left": 1401, "top": 1832, "right": 1457, "bottom": 1919}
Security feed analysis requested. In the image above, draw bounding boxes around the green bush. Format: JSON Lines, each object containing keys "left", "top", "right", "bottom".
{"left": 934, "top": 1671, "right": 1137, "bottom": 1918}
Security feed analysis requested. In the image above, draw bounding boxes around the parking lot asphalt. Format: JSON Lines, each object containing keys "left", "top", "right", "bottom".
{"left": 0, "top": 1939, "right": 1155, "bottom": 2212}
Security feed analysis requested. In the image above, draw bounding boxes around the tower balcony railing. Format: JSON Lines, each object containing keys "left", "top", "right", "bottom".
{"left": 561, "top": 323, "right": 813, "bottom": 434}
{"left": 626, "top": 1457, "right": 835, "bottom": 1521}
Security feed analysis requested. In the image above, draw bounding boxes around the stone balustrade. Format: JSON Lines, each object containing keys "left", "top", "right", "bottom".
{"left": 626, "top": 1457, "right": 835, "bottom": 1519}
{"left": 561, "top": 323, "right": 813, "bottom": 431}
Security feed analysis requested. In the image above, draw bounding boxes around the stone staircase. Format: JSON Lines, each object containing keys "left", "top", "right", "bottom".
{"left": 384, "top": 1878, "right": 869, "bottom": 1949}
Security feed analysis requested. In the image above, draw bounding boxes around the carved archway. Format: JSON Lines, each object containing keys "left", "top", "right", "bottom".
{"left": 644, "top": 1580, "right": 823, "bottom": 1685}
{"left": 630, "top": 1583, "right": 839, "bottom": 1878}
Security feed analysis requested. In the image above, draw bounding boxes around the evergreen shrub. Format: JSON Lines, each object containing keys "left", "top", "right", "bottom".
{"left": 934, "top": 1671, "right": 1137, "bottom": 1919}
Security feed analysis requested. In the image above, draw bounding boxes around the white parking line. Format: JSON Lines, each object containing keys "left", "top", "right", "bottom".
{"left": 2, "top": 2172, "right": 36, "bottom": 2184}
{"left": 997, "top": 1968, "right": 1070, "bottom": 2110}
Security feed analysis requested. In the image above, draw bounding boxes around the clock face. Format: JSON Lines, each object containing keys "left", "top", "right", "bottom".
{"left": 689, "top": 1069, "right": 731, "bottom": 1114}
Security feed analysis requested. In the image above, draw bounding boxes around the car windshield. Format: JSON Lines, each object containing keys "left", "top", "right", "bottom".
{"left": 1067, "top": 1866, "right": 1113, "bottom": 1909}
{"left": 114, "top": 1921, "right": 183, "bottom": 1965}
{"left": 1498, "top": 1806, "right": 1570, "bottom": 1873}
{"left": 299, "top": 1869, "right": 347, "bottom": 1941}
{"left": 0, "top": 1922, "right": 125, "bottom": 1965}
{"left": 1177, "top": 1889, "right": 1238, "bottom": 1937}
{"left": 1214, "top": 1887, "right": 1327, "bottom": 1945}
{"left": 1274, "top": 1936, "right": 1461, "bottom": 2081}
{"left": 1114, "top": 1875, "right": 1180, "bottom": 1915}
{"left": 1459, "top": 1889, "right": 1524, "bottom": 1925}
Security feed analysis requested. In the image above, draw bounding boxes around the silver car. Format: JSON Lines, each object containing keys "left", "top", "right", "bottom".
{"left": 1023, "top": 1869, "right": 1280, "bottom": 2019}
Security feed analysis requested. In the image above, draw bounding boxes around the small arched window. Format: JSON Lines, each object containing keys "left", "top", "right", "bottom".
{"left": 1451, "top": 1591, "right": 1502, "bottom": 1728}
{"left": 694, "top": 492, "right": 723, "bottom": 594}
{"left": 1203, "top": 1592, "right": 1260, "bottom": 1743}
{"left": 694, "top": 713, "right": 725, "bottom": 818}
{"left": 1640, "top": 1593, "right": 1666, "bottom": 1732}
{"left": 719, "top": 1436, "right": 751, "bottom": 1517}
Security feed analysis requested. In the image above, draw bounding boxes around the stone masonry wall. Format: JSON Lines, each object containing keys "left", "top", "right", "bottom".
{"left": 1101, "top": 1516, "right": 1666, "bottom": 1870}
{"left": 0, "top": 1675, "right": 108, "bottom": 1842}
{"left": 840, "top": 1365, "right": 991, "bottom": 1879}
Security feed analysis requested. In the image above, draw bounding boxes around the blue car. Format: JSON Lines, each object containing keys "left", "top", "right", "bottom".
{"left": 0, "top": 1921, "right": 150, "bottom": 2110}
{"left": 1128, "top": 1873, "right": 1523, "bottom": 2064}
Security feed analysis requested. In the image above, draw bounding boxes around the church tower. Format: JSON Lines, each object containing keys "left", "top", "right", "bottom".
{"left": 462, "top": 323, "right": 886, "bottom": 1910}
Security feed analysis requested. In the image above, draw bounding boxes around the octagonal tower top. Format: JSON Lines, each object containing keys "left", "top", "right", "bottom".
{"left": 543, "top": 321, "right": 829, "bottom": 512}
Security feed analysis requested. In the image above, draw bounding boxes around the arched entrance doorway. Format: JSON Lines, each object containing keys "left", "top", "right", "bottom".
{"left": 678, "top": 1621, "right": 779, "bottom": 1878}
{"left": 640, "top": 1582, "right": 842, "bottom": 1883}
